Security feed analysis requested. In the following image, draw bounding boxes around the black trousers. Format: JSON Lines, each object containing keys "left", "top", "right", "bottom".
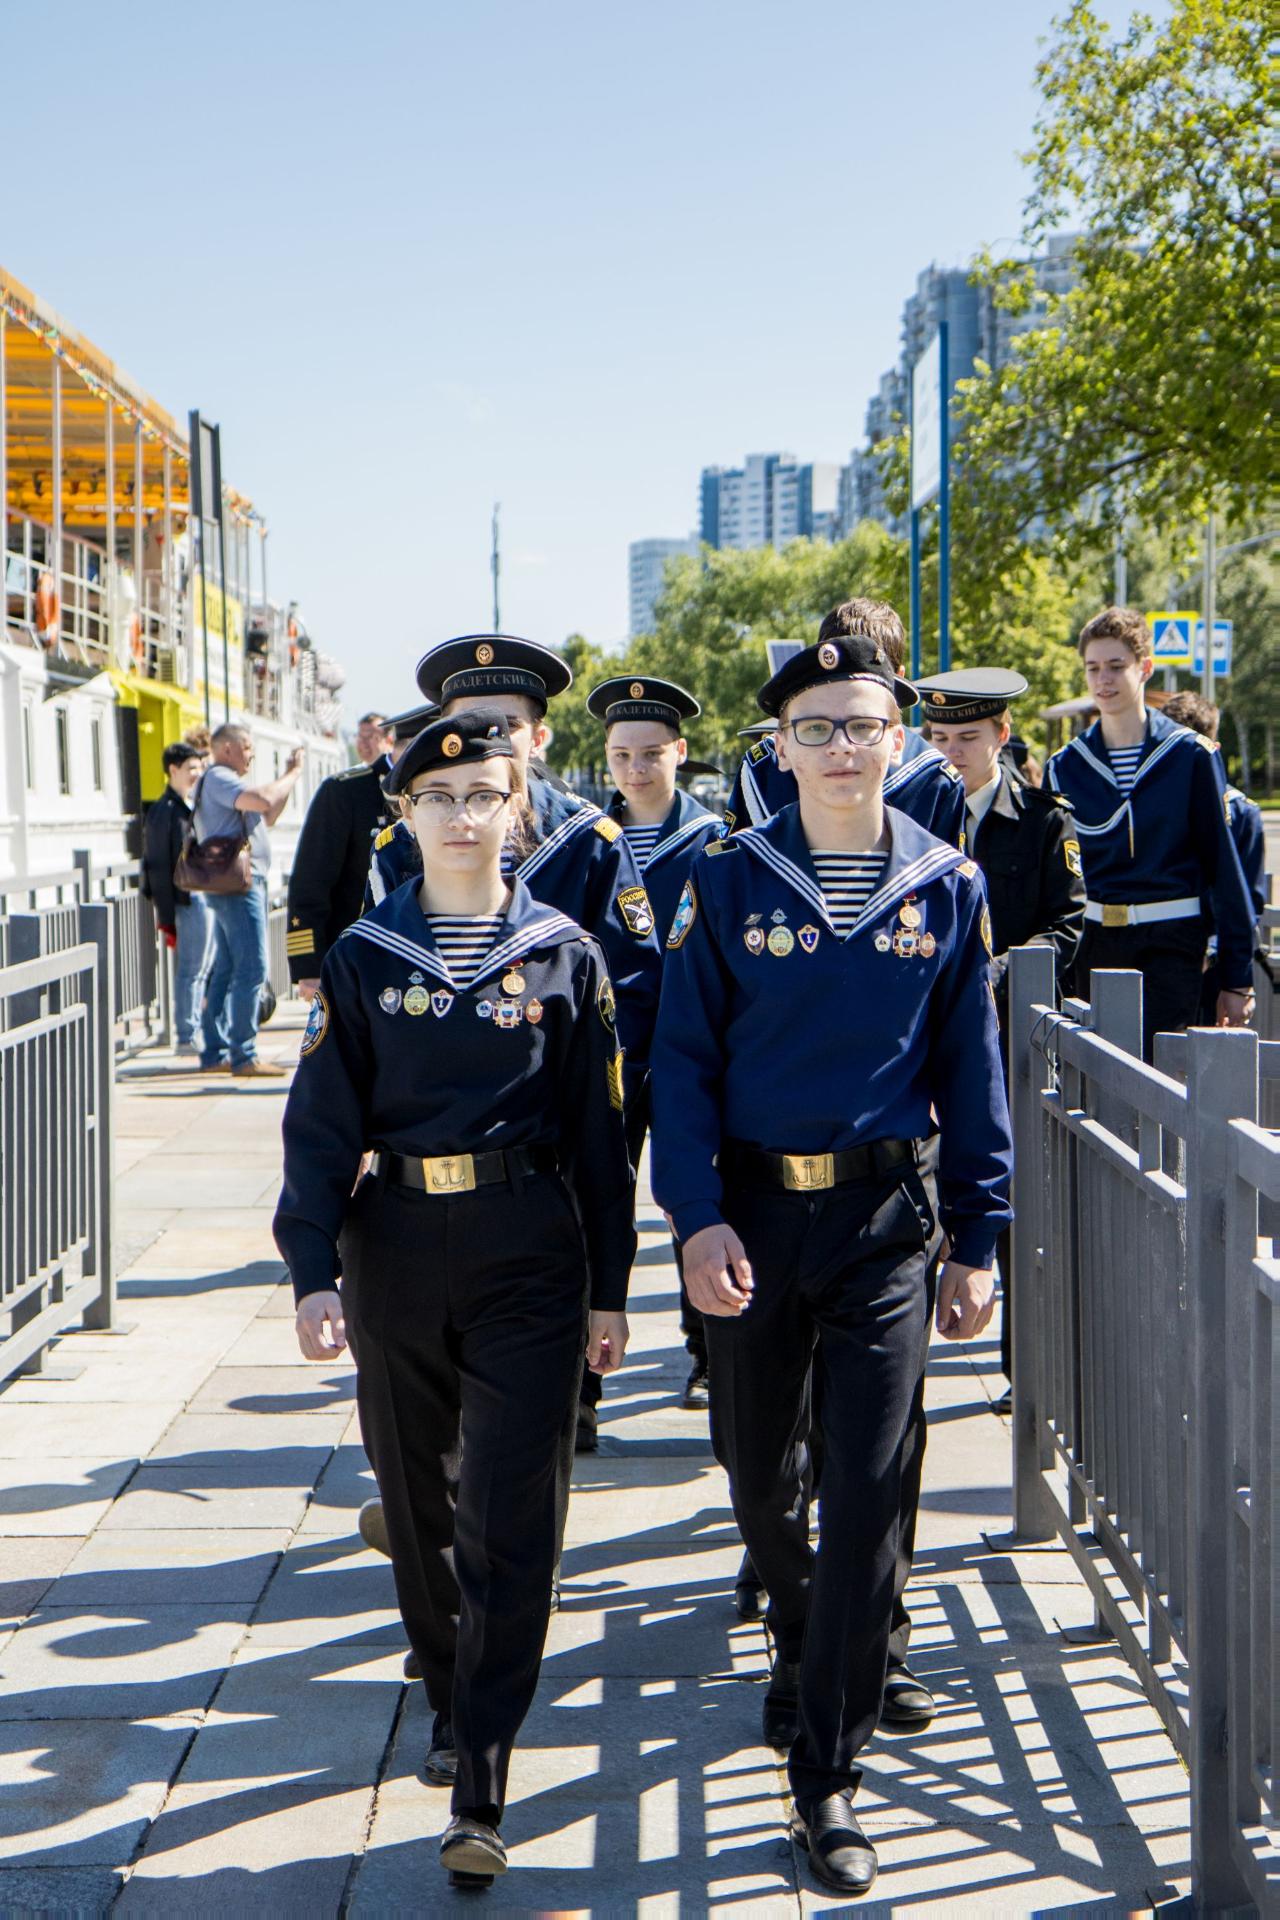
{"left": 339, "top": 1171, "right": 587, "bottom": 1821}
{"left": 708, "top": 1160, "right": 939, "bottom": 1808}
{"left": 1073, "top": 917, "right": 1207, "bottom": 1063}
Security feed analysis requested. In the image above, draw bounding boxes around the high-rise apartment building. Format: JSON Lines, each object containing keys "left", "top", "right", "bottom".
{"left": 699, "top": 454, "right": 840, "bottom": 551}
{"left": 628, "top": 535, "right": 698, "bottom": 636}
{"left": 838, "top": 236, "right": 1081, "bottom": 537}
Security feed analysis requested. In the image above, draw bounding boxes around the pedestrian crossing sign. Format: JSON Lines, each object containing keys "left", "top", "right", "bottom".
{"left": 1145, "top": 611, "right": 1234, "bottom": 676}
{"left": 1147, "top": 611, "right": 1195, "bottom": 667}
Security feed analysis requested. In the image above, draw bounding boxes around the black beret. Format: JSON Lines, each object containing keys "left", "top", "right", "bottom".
{"left": 587, "top": 675, "right": 700, "bottom": 730}
{"left": 384, "top": 708, "right": 515, "bottom": 794}
{"left": 415, "top": 634, "right": 573, "bottom": 714}
{"left": 384, "top": 701, "right": 440, "bottom": 744}
{"left": 914, "top": 668, "right": 1029, "bottom": 724}
{"left": 757, "top": 634, "right": 919, "bottom": 719}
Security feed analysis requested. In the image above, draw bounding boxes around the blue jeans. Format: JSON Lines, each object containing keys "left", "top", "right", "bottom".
{"left": 201, "top": 878, "right": 269, "bottom": 1067}
{"left": 174, "top": 896, "right": 213, "bottom": 1046}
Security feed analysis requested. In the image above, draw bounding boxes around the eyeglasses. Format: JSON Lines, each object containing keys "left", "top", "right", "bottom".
{"left": 784, "top": 716, "right": 892, "bottom": 748}
{"left": 406, "top": 789, "right": 510, "bottom": 825}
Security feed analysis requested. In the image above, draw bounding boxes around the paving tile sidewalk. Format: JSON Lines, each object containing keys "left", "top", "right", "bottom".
{"left": 0, "top": 1009, "right": 1191, "bottom": 1914}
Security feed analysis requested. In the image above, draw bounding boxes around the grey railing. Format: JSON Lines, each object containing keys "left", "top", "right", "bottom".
{"left": 1009, "top": 948, "right": 1279, "bottom": 1912}
{"left": 0, "top": 917, "right": 115, "bottom": 1385}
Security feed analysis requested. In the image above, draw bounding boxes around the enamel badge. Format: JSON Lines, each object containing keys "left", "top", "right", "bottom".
{"left": 378, "top": 987, "right": 402, "bottom": 1016}
{"left": 798, "top": 925, "right": 819, "bottom": 953}
{"left": 404, "top": 986, "right": 430, "bottom": 1015}
{"left": 494, "top": 1000, "right": 522, "bottom": 1029}
{"left": 744, "top": 927, "right": 765, "bottom": 954}
{"left": 874, "top": 931, "right": 892, "bottom": 953}
{"left": 767, "top": 926, "right": 794, "bottom": 957}
{"left": 431, "top": 990, "right": 454, "bottom": 1018}
{"left": 525, "top": 998, "right": 544, "bottom": 1024}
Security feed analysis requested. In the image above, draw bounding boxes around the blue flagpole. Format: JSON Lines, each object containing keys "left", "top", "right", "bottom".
{"left": 938, "top": 320, "right": 951, "bottom": 672}
{"left": 909, "top": 507, "right": 922, "bottom": 681}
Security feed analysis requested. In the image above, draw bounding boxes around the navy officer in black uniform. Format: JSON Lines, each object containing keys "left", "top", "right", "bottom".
{"left": 1045, "top": 606, "right": 1256, "bottom": 1058}
{"left": 275, "top": 709, "right": 635, "bottom": 1891}
{"left": 724, "top": 599, "right": 967, "bottom": 847}
{"left": 589, "top": 673, "right": 722, "bottom": 1409}
{"left": 286, "top": 703, "right": 435, "bottom": 995}
{"left": 919, "top": 667, "right": 1084, "bottom": 1395}
{"left": 650, "top": 634, "right": 1012, "bottom": 1896}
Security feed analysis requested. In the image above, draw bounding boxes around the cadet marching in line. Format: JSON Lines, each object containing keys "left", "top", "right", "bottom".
{"left": 273, "top": 600, "right": 1257, "bottom": 1895}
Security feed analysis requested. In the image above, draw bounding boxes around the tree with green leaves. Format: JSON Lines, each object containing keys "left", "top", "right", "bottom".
{"left": 945, "top": 0, "right": 1270, "bottom": 607}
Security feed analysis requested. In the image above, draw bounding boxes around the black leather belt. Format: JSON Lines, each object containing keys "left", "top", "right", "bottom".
{"left": 721, "top": 1138, "right": 915, "bottom": 1193}
{"left": 374, "top": 1145, "right": 558, "bottom": 1196}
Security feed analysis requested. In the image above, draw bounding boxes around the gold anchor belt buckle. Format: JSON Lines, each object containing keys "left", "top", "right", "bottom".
{"left": 782, "top": 1153, "right": 835, "bottom": 1192}
{"left": 422, "top": 1153, "right": 477, "bottom": 1194}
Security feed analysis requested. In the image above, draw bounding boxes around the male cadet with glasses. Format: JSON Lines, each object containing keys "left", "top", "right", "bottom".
{"left": 588, "top": 674, "right": 722, "bottom": 1409}
{"left": 650, "top": 632, "right": 1012, "bottom": 1897}
{"left": 725, "top": 605, "right": 965, "bottom": 1628}
{"left": 724, "top": 601, "right": 967, "bottom": 845}
{"left": 286, "top": 706, "right": 430, "bottom": 1000}
{"left": 918, "top": 668, "right": 1085, "bottom": 1404}
{"left": 1045, "top": 607, "right": 1256, "bottom": 1059}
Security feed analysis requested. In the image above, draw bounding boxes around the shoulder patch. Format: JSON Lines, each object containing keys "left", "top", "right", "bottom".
{"left": 335, "top": 762, "right": 371, "bottom": 782}
{"left": 667, "top": 879, "right": 697, "bottom": 949}
{"left": 704, "top": 835, "right": 732, "bottom": 856}
{"left": 617, "top": 885, "right": 655, "bottom": 936}
{"left": 300, "top": 989, "right": 330, "bottom": 1057}
{"left": 939, "top": 761, "right": 964, "bottom": 784}
{"left": 747, "top": 740, "right": 771, "bottom": 764}
{"left": 594, "top": 815, "right": 623, "bottom": 842}
{"left": 374, "top": 824, "right": 397, "bottom": 850}
{"left": 1063, "top": 837, "right": 1083, "bottom": 878}
{"left": 1191, "top": 731, "right": 1217, "bottom": 751}
{"left": 958, "top": 858, "right": 979, "bottom": 880}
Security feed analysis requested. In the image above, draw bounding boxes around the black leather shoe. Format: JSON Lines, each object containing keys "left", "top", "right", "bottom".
{"left": 423, "top": 1713, "right": 457, "bottom": 1786}
{"left": 792, "top": 1793, "right": 878, "bottom": 1895}
{"left": 402, "top": 1647, "right": 421, "bottom": 1681}
{"left": 992, "top": 1387, "right": 1013, "bottom": 1416}
{"left": 681, "top": 1361, "right": 709, "bottom": 1410}
{"left": 574, "top": 1404, "right": 598, "bottom": 1453}
{"left": 880, "top": 1665, "right": 935, "bottom": 1730}
{"left": 549, "top": 1579, "right": 561, "bottom": 1614}
{"left": 762, "top": 1655, "right": 800, "bottom": 1750}
{"left": 441, "top": 1813, "right": 506, "bottom": 1885}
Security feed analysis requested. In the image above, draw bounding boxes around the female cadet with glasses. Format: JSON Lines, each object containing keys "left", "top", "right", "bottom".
{"left": 274, "top": 708, "right": 635, "bottom": 1890}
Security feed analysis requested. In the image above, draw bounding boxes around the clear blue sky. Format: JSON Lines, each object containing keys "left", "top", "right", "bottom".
{"left": 5, "top": 0, "right": 1067, "bottom": 720}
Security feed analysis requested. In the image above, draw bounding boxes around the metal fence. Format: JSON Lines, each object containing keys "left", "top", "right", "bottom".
{"left": 0, "top": 854, "right": 295, "bottom": 1051}
{"left": 0, "top": 916, "right": 114, "bottom": 1385}
{"left": 1009, "top": 947, "right": 1279, "bottom": 1912}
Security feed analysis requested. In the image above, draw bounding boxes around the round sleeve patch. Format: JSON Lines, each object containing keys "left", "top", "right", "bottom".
{"left": 597, "top": 974, "right": 617, "bottom": 1031}
{"left": 667, "top": 880, "right": 697, "bottom": 949}
{"left": 300, "top": 989, "right": 330, "bottom": 1057}
{"left": 979, "top": 906, "right": 994, "bottom": 958}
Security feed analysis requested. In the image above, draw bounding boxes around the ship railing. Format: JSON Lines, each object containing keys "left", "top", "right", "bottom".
{"left": 0, "top": 926, "right": 114, "bottom": 1388}
{"left": 1009, "top": 948, "right": 1279, "bottom": 1912}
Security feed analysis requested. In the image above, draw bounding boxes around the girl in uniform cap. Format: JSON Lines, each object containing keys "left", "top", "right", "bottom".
{"left": 275, "top": 708, "right": 635, "bottom": 1890}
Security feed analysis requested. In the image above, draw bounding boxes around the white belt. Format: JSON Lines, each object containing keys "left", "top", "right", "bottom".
{"left": 1084, "top": 896, "right": 1200, "bottom": 929}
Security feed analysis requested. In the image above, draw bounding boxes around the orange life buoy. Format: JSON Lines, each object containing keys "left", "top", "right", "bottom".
{"left": 34, "top": 571, "right": 60, "bottom": 645}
